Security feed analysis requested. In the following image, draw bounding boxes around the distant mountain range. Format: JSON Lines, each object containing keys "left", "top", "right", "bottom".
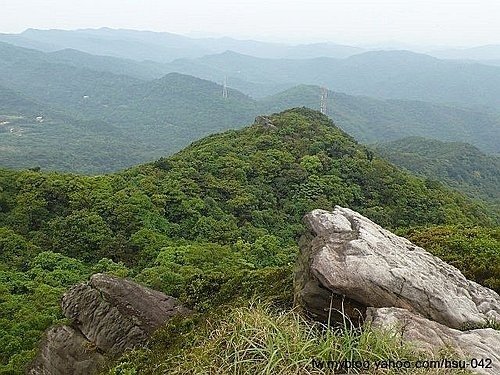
{"left": 2, "top": 28, "right": 500, "bottom": 63}
{"left": 2, "top": 29, "right": 500, "bottom": 110}
{"left": 1, "top": 38, "right": 499, "bottom": 173}
{"left": 161, "top": 50, "right": 500, "bottom": 111}
{"left": 0, "top": 28, "right": 363, "bottom": 62}
{"left": 431, "top": 44, "right": 500, "bottom": 61}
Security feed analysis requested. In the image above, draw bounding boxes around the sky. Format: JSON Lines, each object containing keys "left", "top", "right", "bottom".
{"left": 1, "top": 0, "right": 499, "bottom": 47}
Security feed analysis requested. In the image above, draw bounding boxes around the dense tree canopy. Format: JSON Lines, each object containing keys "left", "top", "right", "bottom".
{"left": 374, "top": 137, "right": 500, "bottom": 213}
{"left": 0, "top": 108, "right": 498, "bottom": 373}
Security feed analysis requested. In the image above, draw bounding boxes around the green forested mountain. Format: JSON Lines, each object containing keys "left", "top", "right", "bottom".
{"left": 104, "top": 73, "right": 257, "bottom": 129}
{"left": 373, "top": 137, "right": 500, "bottom": 207}
{"left": 0, "top": 73, "right": 150, "bottom": 172}
{"left": 0, "top": 109, "right": 497, "bottom": 373}
{"left": 0, "top": 86, "right": 47, "bottom": 115}
{"left": 0, "top": 41, "right": 260, "bottom": 171}
{"left": 0, "top": 41, "right": 255, "bottom": 123}
{"left": 2, "top": 76, "right": 500, "bottom": 171}
{"left": 0, "top": 41, "right": 142, "bottom": 112}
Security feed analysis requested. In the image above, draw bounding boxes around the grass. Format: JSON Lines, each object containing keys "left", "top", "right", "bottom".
{"left": 461, "top": 318, "right": 500, "bottom": 331}
{"left": 107, "top": 301, "right": 471, "bottom": 374}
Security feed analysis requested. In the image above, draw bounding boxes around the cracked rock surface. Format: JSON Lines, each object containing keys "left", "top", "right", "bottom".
{"left": 295, "top": 206, "right": 500, "bottom": 375}
{"left": 28, "top": 325, "right": 105, "bottom": 375}
{"left": 29, "top": 273, "right": 190, "bottom": 375}
{"left": 367, "top": 307, "right": 500, "bottom": 375}
{"left": 295, "top": 206, "right": 500, "bottom": 328}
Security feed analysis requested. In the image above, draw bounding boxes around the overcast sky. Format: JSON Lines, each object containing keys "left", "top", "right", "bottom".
{"left": 1, "top": 0, "right": 499, "bottom": 47}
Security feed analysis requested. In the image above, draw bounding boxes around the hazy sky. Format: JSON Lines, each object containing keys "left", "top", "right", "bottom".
{"left": 1, "top": 0, "right": 499, "bottom": 46}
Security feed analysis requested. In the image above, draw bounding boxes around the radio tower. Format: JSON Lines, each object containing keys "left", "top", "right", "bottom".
{"left": 320, "top": 86, "right": 328, "bottom": 115}
{"left": 222, "top": 76, "right": 228, "bottom": 99}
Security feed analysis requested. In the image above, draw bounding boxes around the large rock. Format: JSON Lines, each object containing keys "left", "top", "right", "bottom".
{"left": 295, "top": 206, "right": 500, "bottom": 328}
{"left": 28, "top": 325, "right": 105, "bottom": 375}
{"left": 367, "top": 307, "right": 500, "bottom": 375}
{"left": 29, "top": 274, "right": 189, "bottom": 374}
{"left": 61, "top": 273, "right": 190, "bottom": 355}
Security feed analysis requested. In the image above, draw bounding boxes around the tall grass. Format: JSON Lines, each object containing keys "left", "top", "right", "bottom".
{"left": 109, "top": 301, "right": 470, "bottom": 374}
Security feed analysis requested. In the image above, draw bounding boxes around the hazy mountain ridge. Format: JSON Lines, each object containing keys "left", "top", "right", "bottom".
{"left": 6, "top": 27, "right": 500, "bottom": 62}
{"left": 160, "top": 49, "right": 500, "bottom": 110}
{"left": 1, "top": 41, "right": 499, "bottom": 174}
{"left": 0, "top": 28, "right": 365, "bottom": 62}
{"left": 4, "top": 38, "right": 500, "bottom": 111}
{"left": 430, "top": 44, "right": 500, "bottom": 61}
{"left": 47, "top": 48, "right": 168, "bottom": 80}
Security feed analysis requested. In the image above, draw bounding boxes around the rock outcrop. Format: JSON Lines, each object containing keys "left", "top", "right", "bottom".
{"left": 254, "top": 115, "right": 276, "bottom": 129}
{"left": 29, "top": 325, "right": 105, "bottom": 375}
{"left": 295, "top": 206, "right": 500, "bottom": 374}
{"left": 367, "top": 307, "right": 500, "bottom": 375}
{"left": 29, "top": 273, "right": 190, "bottom": 375}
{"left": 295, "top": 207, "right": 500, "bottom": 328}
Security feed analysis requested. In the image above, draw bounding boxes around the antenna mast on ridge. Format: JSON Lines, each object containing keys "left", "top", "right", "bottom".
{"left": 320, "top": 86, "right": 328, "bottom": 115}
{"left": 222, "top": 76, "right": 228, "bottom": 98}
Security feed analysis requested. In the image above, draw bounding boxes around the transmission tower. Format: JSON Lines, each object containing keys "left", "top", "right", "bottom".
{"left": 222, "top": 76, "right": 228, "bottom": 99}
{"left": 320, "top": 86, "right": 328, "bottom": 115}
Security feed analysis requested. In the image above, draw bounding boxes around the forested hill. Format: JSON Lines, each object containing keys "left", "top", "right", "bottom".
{"left": 0, "top": 109, "right": 494, "bottom": 266}
{"left": 2, "top": 76, "right": 500, "bottom": 172}
{"left": 0, "top": 85, "right": 49, "bottom": 115}
{"left": 261, "top": 85, "right": 500, "bottom": 153}
{"left": 0, "top": 43, "right": 261, "bottom": 172}
{"left": 137, "top": 108, "right": 495, "bottom": 231}
{"left": 0, "top": 108, "right": 497, "bottom": 373}
{"left": 373, "top": 137, "right": 500, "bottom": 208}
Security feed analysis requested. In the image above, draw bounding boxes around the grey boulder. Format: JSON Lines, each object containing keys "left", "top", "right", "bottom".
{"left": 61, "top": 273, "right": 189, "bottom": 355}
{"left": 28, "top": 325, "right": 105, "bottom": 375}
{"left": 367, "top": 307, "right": 500, "bottom": 375}
{"left": 295, "top": 206, "right": 500, "bottom": 329}
{"left": 29, "top": 273, "right": 189, "bottom": 374}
